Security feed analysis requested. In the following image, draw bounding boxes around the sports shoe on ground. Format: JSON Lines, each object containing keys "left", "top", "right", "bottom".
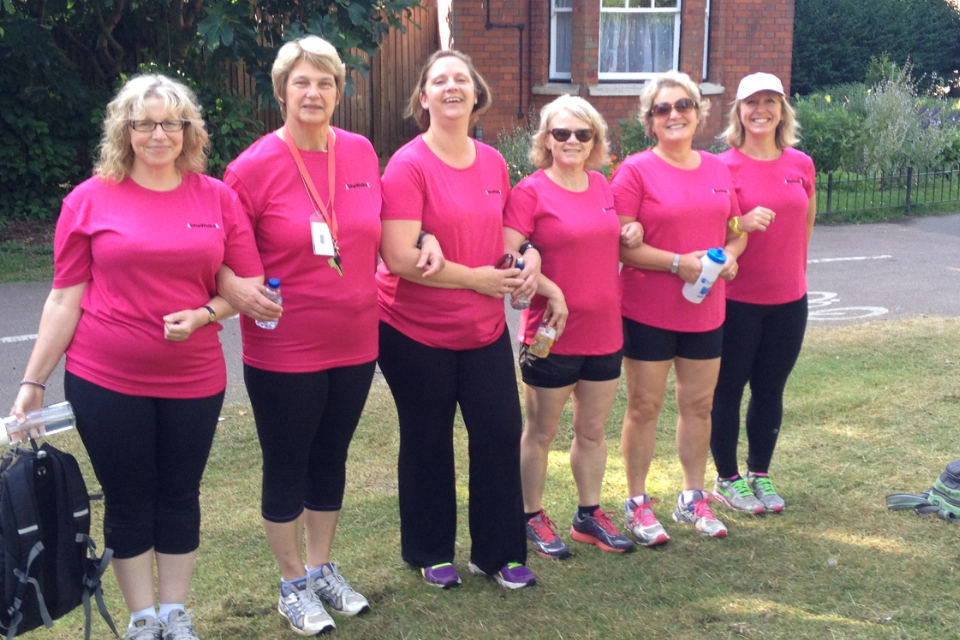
{"left": 713, "top": 476, "right": 765, "bottom": 514}
{"left": 624, "top": 495, "right": 671, "bottom": 547}
{"left": 526, "top": 510, "right": 571, "bottom": 559}
{"left": 278, "top": 578, "right": 336, "bottom": 636}
{"left": 746, "top": 472, "right": 786, "bottom": 513}
{"left": 124, "top": 616, "right": 163, "bottom": 640}
{"left": 161, "top": 610, "right": 200, "bottom": 640}
{"left": 421, "top": 563, "right": 462, "bottom": 589}
{"left": 570, "top": 508, "right": 635, "bottom": 553}
{"left": 468, "top": 562, "right": 537, "bottom": 590}
{"left": 308, "top": 563, "right": 370, "bottom": 616}
{"left": 672, "top": 490, "right": 729, "bottom": 538}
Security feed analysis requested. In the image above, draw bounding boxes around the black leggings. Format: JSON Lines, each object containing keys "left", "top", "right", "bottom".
{"left": 710, "top": 295, "right": 808, "bottom": 478}
{"left": 377, "top": 322, "right": 526, "bottom": 575}
{"left": 64, "top": 371, "right": 223, "bottom": 559}
{"left": 244, "top": 361, "right": 376, "bottom": 522}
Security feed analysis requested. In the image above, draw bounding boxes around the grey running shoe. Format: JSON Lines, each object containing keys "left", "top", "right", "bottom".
{"left": 746, "top": 472, "right": 786, "bottom": 513}
{"left": 713, "top": 476, "right": 765, "bottom": 514}
{"left": 672, "top": 490, "right": 729, "bottom": 538}
{"left": 309, "top": 563, "right": 370, "bottom": 616}
{"left": 278, "top": 578, "right": 336, "bottom": 636}
{"left": 161, "top": 610, "right": 200, "bottom": 640}
{"left": 625, "top": 495, "right": 670, "bottom": 547}
{"left": 124, "top": 616, "right": 163, "bottom": 640}
{"left": 468, "top": 562, "right": 537, "bottom": 589}
{"left": 526, "top": 510, "right": 572, "bottom": 559}
{"left": 421, "top": 563, "right": 462, "bottom": 589}
{"left": 570, "top": 508, "right": 635, "bottom": 553}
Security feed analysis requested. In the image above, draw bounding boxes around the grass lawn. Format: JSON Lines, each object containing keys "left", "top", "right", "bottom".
{"left": 32, "top": 316, "right": 960, "bottom": 640}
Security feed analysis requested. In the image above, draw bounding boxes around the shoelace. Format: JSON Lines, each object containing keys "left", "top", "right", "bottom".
{"left": 631, "top": 498, "right": 661, "bottom": 528}
{"left": 593, "top": 510, "right": 621, "bottom": 534}
{"left": 531, "top": 512, "right": 561, "bottom": 541}
{"left": 752, "top": 475, "right": 777, "bottom": 495}
{"left": 163, "top": 611, "right": 197, "bottom": 640}
{"left": 692, "top": 495, "right": 719, "bottom": 520}
{"left": 126, "top": 619, "right": 162, "bottom": 640}
{"left": 294, "top": 579, "right": 327, "bottom": 616}
{"left": 729, "top": 477, "right": 755, "bottom": 497}
{"left": 323, "top": 566, "right": 356, "bottom": 598}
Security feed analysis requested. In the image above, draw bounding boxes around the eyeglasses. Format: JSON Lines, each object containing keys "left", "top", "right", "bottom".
{"left": 549, "top": 128, "right": 593, "bottom": 143}
{"left": 128, "top": 120, "right": 188, "bottom": 132}
{"left": 649, "top": 98, "right": 698, "bottom": 117}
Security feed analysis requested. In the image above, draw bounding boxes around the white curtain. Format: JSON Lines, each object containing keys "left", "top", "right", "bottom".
{"left": 599, "top": 12, "right": 675, "bottom": 75}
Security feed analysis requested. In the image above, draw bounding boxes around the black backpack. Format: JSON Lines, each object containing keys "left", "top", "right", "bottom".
{"left": 0, "top": 442, "right": 118, "bottom": 640}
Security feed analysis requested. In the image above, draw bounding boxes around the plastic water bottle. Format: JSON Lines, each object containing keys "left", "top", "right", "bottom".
{"left": 2, "top": 401, "right": 76, "bottom": 445}
{"left": 510, "top": 258, "right": 530, "bottom": 310}
{"left": 682, "top": 248, "right": 727, "bottom": 304}
{"left": 256, "top": 278, "right": 282, "bottom": 330}
{"left": 528, "top": 321, "right": 557, "bottom": 358}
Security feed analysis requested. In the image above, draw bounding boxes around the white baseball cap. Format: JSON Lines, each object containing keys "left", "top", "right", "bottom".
{"left": 736, "top": 73, "right": 785, "bottom": 100}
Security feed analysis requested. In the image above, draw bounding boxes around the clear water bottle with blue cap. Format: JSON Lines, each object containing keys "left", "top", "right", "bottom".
{"left": 256, "top": 278, "right": 282, "bottom": 329}
{"left": 682, "top": 248, "right": 727, "bottom": 304}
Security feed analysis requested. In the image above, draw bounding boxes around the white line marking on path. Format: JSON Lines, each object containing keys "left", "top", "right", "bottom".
{"left": 807, "top": 255, "right": 892, "bottom": 264}
{"left": 1, "top": 334, "right": 38, "bottom": 344}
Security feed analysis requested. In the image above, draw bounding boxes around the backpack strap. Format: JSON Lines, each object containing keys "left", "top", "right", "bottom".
{"left": 77, "top": 536, "right": 118, "bottom": 640}
{"left": 886, "top": 491, "right": 960, "bottom": 522}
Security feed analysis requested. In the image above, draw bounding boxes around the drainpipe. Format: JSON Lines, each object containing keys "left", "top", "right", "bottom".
{"left": 486, "top": 0, "right": 526, "bottom": 119}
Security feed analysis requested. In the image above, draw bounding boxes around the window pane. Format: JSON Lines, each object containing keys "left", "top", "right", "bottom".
{"left": 654, "top": 0, "right": 679, "bottom": 7}
{"left": 599, "top": 13, "right": 676, "bottom": 74}
{"left": 602, "top": 0, "right": 627, "bottom": 7}
{"left": 554, "top": 0, "right": 573, "bottom": 8}
{"left": 628, "top": 0, "right": 651, "bottom": 7}
{"left": 554, "top": 12, "right": 573, "bottom": 75}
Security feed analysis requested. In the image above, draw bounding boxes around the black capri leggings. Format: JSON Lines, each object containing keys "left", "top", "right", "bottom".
{"left": 64, "top": 371, "right": 223, "bottom": 559}
{"left": 710, "top": 295, "right": 808, "bottom": 478}
{"left": 377, "top": 322, "right": 526, "bottom": 576}
{"left": 244, "top": 361, "right": 376, "bottom": 522}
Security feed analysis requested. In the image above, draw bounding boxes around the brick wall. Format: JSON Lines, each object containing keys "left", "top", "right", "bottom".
{"left": 450, "top": 0, "right": 795, "bottom": 152}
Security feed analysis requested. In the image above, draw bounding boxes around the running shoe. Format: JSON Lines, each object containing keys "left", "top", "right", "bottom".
{"left": 746, "top": 472, "right": 786, "bottom": 513}
{"left": 123, "top": 617, "right": 163, "bottom": 640}
{"left": 672, "top": 490, "right": 728, "bottom": 538}
{"left": 308, "top": 563, "right": 370, "bottom": 616}
{"left": 468, "top": 562, "right": 537, "bottom": 590}
{"left": 713, "top": 476, "right": 765, "bottom": 514}
{"left": 421, "top": 563, "right": 462, "bottom": 589}
{"left": 526, "top": 510, "right": 571, "bottom": 559}
{"left": 570, "top": 508, "right": 635, "bottom": 553}
{"left": 161, "top": 610, "right": 200, "bottom": 640}
{"left": 278, "top": 578, "right": 336, "bottom": 636}
{"left": 624, "top": 495, "right": 671, "bottom": 547}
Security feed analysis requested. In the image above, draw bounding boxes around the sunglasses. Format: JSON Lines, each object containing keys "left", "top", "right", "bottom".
{"left": 549, "top": 128, "right": 594, "bottom": 143}
{"left": 649, "top": 98, "right": 698, "bottom": 117}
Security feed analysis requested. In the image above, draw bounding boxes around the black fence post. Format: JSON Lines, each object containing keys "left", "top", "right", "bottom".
{"left": 904, "top": 166, "right": 913, "bottom": 215}
{"left": 826, "top": 172, "right": 833, "bottom": 218}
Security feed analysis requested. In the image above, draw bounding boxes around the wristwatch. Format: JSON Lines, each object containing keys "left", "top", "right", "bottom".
{"left": 204, "top": 305, "right": 217, "bottom": 325}
{"left": 670, "top": 253, "right": 681, "bottom": 274}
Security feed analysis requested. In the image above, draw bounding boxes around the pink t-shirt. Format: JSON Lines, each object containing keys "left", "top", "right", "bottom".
{"left": 224, "top": 128, "right": 382, "bottom": 372}
{"left": 611, "top": 150, "right": 741, "bottom": 332}
{"left": 377, "top": 137, "right": 511, "bottom": 350}
{"left": 503, "top": 170, "right": 622, "bottom": 355}
{"left": 720, "top": 147, "right": 816, "bottom": 305}
{"left": 54, "top": 172, "right": 262, "bottom": 398}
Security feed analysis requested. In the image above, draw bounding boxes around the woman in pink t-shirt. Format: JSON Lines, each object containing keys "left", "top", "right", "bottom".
{"left": 9, "top": 74, "right": 262, "bottom": 640}
{"left": 611, "top": 72, "right": 746, "bottom": 545}
{"left": 709, "top": 73, "right": 817, "bottom": 515}
{"left": 503, "top": 95, "right": 642, "bottom": 559}
{"left": 377, "top": 50, "right": 537, "bottom": 590}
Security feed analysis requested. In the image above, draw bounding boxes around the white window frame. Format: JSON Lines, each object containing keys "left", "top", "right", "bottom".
{"left": 598, "top": 0, "right": 682, "bottom": 81}
{"left": 549, "top": 0, "right": 573, "bottom": 81}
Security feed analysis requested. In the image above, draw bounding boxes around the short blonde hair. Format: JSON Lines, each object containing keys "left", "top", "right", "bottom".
{"left": 637, "top": 72, "right": 710, "bottom": 142}
{"left": 529, "top": 95, "right": 610, "bottom": 170}
{"left": 405, "top": 50, "right": 492, "bottom": 130}
{"left": 722, "top": 92, "right": 800, "bottom": 150}
{"left": 272, "top": 36, "right": 346, "bottom": 119}
{"left": 95, "top": 74, "right": 209, "bottom": 183}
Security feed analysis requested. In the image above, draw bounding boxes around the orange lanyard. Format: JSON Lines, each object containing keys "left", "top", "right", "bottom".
{"left": 283, "top": 125, "right": 339, "bottom": 255}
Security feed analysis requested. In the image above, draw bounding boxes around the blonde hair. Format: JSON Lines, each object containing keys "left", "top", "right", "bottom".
{"left": 405, "top": 50, "right": 492, "bottom": 130}
{"left": 529, "top": 95, "right": 610, "bottom": 170}
{"left": 95, "top": 74, "right": 208, "bottom": 182}
{"left": 722, "top": 92, "right": 800, "bottom": 150}
{"left": 272, "top": 36, "right": 347, "bottom": 119}
{"left": 636, "top": 72, "right": 710, "bottom": 142}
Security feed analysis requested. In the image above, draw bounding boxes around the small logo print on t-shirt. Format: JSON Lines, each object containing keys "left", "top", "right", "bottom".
{"left": 346, "top": 182, "right": 370, "bottom": 189}
{"left": 785, "top": 178, "right": 804, "bottom": 185}
{"left": 712, "top": 189, "right": 730, "bottom": 194}
{"left": 485, "top": 189, "right": 502, "bottom": 195}
{"left": 187, "top": 223, "right": 220, "bottom": 229}
{"left": 603, "top": 206, "right": 616, "bottom": 212}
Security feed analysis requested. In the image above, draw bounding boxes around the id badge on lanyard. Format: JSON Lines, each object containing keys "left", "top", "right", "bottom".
{"left": 311, "top": 213, "right": 335, "bottom": 256}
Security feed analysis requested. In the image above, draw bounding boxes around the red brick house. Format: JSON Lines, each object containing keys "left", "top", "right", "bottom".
{"left": 437, "top": 0, "right": 796, "bottom": 150}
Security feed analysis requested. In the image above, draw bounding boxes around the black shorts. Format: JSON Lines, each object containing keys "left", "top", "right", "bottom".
{"left": 622, "top": 317, "right": 723, "bottom": 361}
{"left": 519, "top": 345, "right": 623, "bottom": 388}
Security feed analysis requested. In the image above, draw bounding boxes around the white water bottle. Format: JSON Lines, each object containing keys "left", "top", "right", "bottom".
{"left": 2, "top": 401, "right": 76, "bottom": 445}
{"left": 682, "top": 248, "right": 727, "bottom": 304}
{"left": 256, "top": 278, "right": 282, "bottom": 330}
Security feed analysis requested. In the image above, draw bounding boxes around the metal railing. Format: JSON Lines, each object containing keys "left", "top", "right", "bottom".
{"left": 817, "top": 164, "right": 960, "bottom": 219}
